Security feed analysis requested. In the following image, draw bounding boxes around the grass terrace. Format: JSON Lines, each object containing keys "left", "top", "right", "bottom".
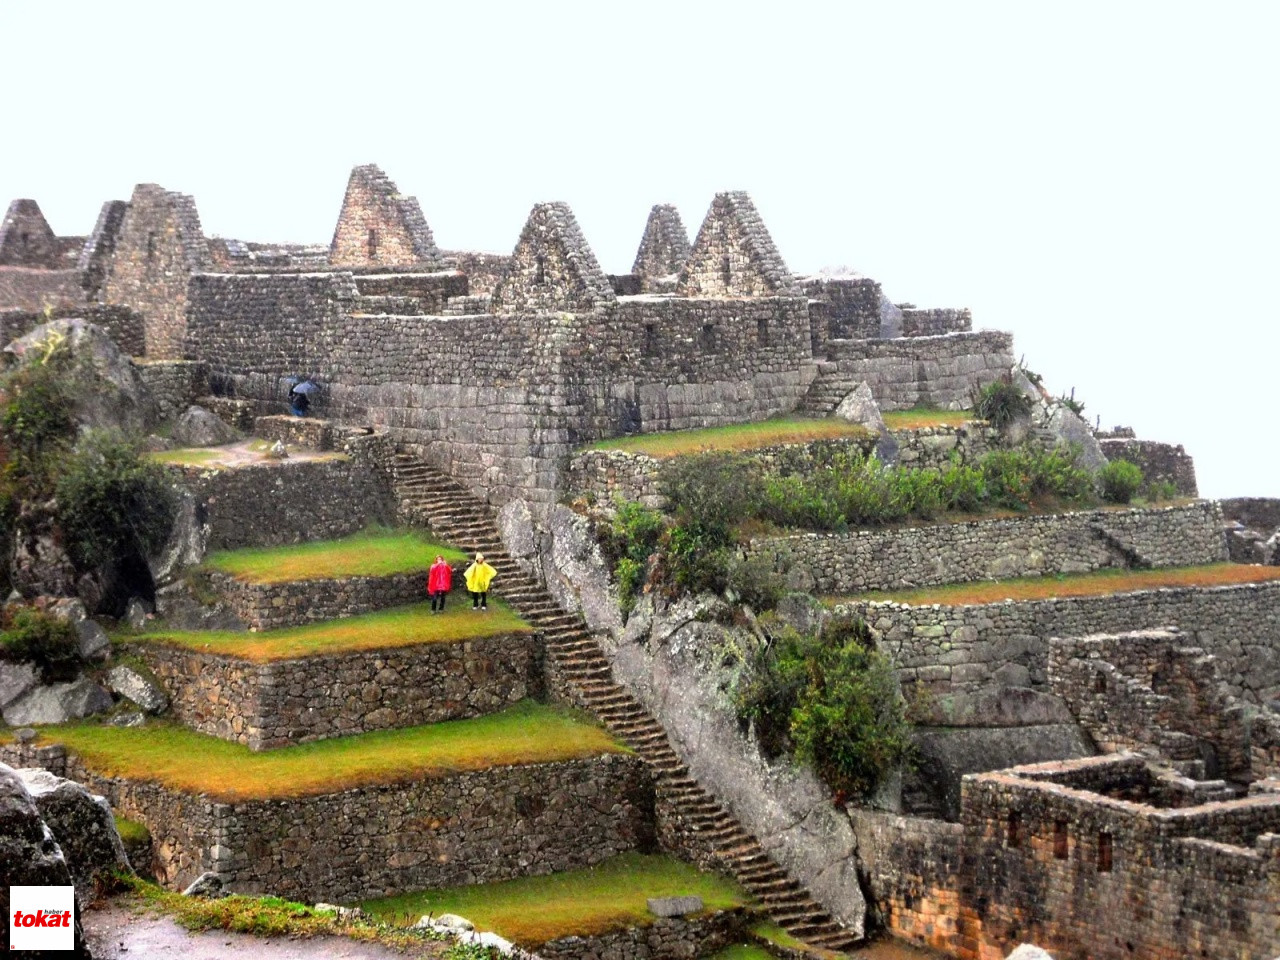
{"left": 362, "top": 852, "right": 748, "bottom": 946}
{"left": 831, "top": 562, "right": 1280, "bottom": 607}
{"left": 8, "top": 702, "right": 623, "bottom": 801}
{"left": 583, "top": 417, "right": 869, "bottom": 459}
{"left": 137, "top": 601, "right": 530, "bottom": 662}
{"left": 203, "top": 527, "right": 466, "bottom": 583}
{"left": 881, "top": 407, "right": 974, "bottom": 430}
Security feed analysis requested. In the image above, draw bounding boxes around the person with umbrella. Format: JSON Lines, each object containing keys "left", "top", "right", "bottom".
{"left": 287, "top": 378, "right": 318, "bottom": 417}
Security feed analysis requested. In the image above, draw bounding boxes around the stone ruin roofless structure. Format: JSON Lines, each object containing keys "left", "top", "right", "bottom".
{"left": 0, "top": 164, "right": 1003, "bottom": 511}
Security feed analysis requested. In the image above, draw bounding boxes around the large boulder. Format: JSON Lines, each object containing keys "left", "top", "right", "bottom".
{"left": 0, "top": 661, "right": 39, "bottom": 708}
{"left": 879, "top": 293, "right": 904, "bottom": 338}
{"left": 5, "top": 318, "right": 152, "bottom": 434}
{"left": 106, "top": 665, "right": 168, "bottom": 714}
{"left": 18, "top": 768, "right": 131, "bottom": 901}
{"left": 148, "top": 489, "right": 208, "bottom": 587}
{"left": 47, "top": 599, "right": 109, "bottom": 661}
{"left": 1006, "top": 947, "right": 1054, "bottom": 960}
{"left": 541, "top": 504, "right": 623, "bottom": 637}
{"left": 171, "top": 404, "right": 238, "bottom": 448}
{"left": 0, "top": 764, "right": 91, "bottom": 957}
{"left": 1011, "top": 367, "right": 1106, "bottom": 472}
{"left": 833, "top": 381, "right": 898, "bottom": 464}
{"left": 2, "top": 677, "right": 113, "bottom": 726}
{"left": 10, "top": 528, "right": 78, "bottom": 599}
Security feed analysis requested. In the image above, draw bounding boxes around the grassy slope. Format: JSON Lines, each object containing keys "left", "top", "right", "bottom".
{"left": 16, "top": 703, "right": 624, "bottom": 801}
{"left": 583, "top": 417, "right": 869, "bottom": 459}
{"left": 204, "top": 528, "right": 467, "bottom": 583}
{"left": 362, "top": 852, "right": 747, "bottom": 945}
{"left": 833, "top": 562, "right": 1280, "bottom": 606}
{"left": 881, "top": 408, "right": 974, "bottom": 430}
{"left": 138, "top": 601, "right": 530, "bottom": 662}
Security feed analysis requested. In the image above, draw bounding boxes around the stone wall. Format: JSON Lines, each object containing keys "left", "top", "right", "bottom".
{"left": 1098, "top": 438, "right": 1198, "bottom": 497}
{"left": 2, "top": 305, "right": 144, "bottom": 356}
{"left": 848, "top": 809, "right": 964, "bottom": 955}
{"left": 351, "top": 271, "right": 467, "bottom": 314}
{"left": 798, "top": 277, "right": 882, "bottom": 341}
{"left": 893, "top": 422, "right": 998, "bottom": 470}
{"left": 566, "top": 434, "right": 876, "bottom": 509}
{"left": 78, "top": 200, "right": 128, "bottom": 301}
{"left": 328, "top": 164, "right": 440, "bottom": 268}
{"left": 631, "top": 204, "right": 691, "bottom": 288}
{"left": 103, "top": 183, "right": 211, "bottom": 359}
{"left": 1048, "top": 629, "right": 1254, "bottom": 777}
{"left": 900, "top": 307, "right": 972, "bottom": 338}
{"left": 172, "top": 435, "right": 395, "bottom": 549}
{"left": 1223, "top": 497, "right": 1280, "bottom": 532}
{"left": 208, "top": 570, "right": 428, "bottom": 630}
{"left": 491, "top": 202, "right": 616, "bottom": 315}
{"left": 957, "top": 757, "right": 1280, "bottom": 960}
{"left": 837, "top": 578, "right": 1280, "bottom": 704}
{"left": 758, "top": 501, "right": 1226, "bottom": 595}
{"left": 446, "top": 251, "right": 510, "bottom": 297}
{"left": 0, "top": 200, "right": 63, "bottom": 267}
{"left": 678, "top": 192, "right": 798, "bottom": 298}
{"left": 539, "top": 909, "right": 748, "bottom": 960}
{"left": 824, "top": 331, "right": 1014, "bottom": 410}
{"left": 253, "top": 414, "right": 337, "bottom": 451}
{"left": 0, "top": 267, "right": 85, "bottom": 312}
{"left": 137, "top": 631, "right": 540, "bottom": 748}
{"left": 133, "top": 359, "right": 209, "bottom": 421}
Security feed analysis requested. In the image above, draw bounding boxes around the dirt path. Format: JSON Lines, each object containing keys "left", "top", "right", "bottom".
{"left": 83, "top": 904, "right": 432, "bottom": 960}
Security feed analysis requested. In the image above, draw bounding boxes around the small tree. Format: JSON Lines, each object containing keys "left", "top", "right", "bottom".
{"left": 1098, "top": 459, "right": 1144, "bottom": 504}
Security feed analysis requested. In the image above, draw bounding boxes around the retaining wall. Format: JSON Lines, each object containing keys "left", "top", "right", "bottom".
{"left": 2, "top": 746, "right": 654, "bottom": 902}
{"left": 137, "top": 631, "right": 541, "bottom": 748}
{"left": 208, "top": 570, "right": 428, "bottom": 630}
{"left": 823, "top": 331, "right": 1013, "bottom": 410}
{"left": 538, "top": 909, "right": 749, "bottom": 960}
{"left": 1099, "top": 438, "right": 1198, "bottom": 497}
{"left": 756, "top": 501, "right": 1227, "bottom": 595}
{"left": 133, "top": 359, "right": 209, "bottom": 422}
{"left": 837, "top": 579, "right": 1280, "bottom": 704}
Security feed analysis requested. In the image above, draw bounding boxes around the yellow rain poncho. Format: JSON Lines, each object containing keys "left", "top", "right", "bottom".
{"left": 464, "top": 559, "right": 497, "bottom": 593}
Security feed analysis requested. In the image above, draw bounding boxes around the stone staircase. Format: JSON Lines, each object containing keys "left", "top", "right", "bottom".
{"left": 798, "top": 360, "right": 861, "bottom": 416}
{"left": 390, "top": 453, "right": 861, "bottom": 953}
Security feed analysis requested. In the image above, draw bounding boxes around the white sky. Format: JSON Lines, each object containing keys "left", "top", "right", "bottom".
{"left": 4, "top": 1, "right": 1276, "bottom": 497}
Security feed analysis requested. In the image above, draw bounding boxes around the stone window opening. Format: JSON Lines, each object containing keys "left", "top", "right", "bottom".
{"left": 19, "top": 232, "right": 29, "bottom": 250}
{"left": 1054, "top": 820, "right": 1069, "bottom": 859}
{"left": 367, "top": 228, "right": 379, "bottom": 260}
{"left": 1097, "top": 831, "right": 1113, "bottom": 872}
{"left": 1006, "top": 812, "right": 1021, "bottom": 848}
{"left": 757, "top": 316, "right": 768, "bottom": 345}
{"left": 146, "top": 232, "right": 157, "bottom": 261}
{"left": 644, "top": 323, "right": 658, "bottom": 356}
{"left": 701, "top": 323, "right": 716, "bottom": 351}
{"left": 535, "top": 254, "right": 547, "bottom": 285}
{"left": 721, "top": 254, "right": 732, "bottom": 290}
{"left": 1095, "top": 671, "right": 1107, "bottom": 694}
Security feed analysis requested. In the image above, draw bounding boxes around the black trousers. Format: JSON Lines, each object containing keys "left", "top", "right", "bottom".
{"left": 471, "top": 590, "right": 488, "bottom": 608}
{"left": 430, "top": 591, "right": 447, "bottom": 611}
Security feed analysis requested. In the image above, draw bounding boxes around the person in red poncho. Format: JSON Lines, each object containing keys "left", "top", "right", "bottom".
{"left": 427, "top": 555, "right": 453, "bottom": 613}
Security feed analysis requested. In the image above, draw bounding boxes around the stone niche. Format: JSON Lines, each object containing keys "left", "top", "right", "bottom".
{"left": 138, "top": 630, "right": 541, "bottom": 749}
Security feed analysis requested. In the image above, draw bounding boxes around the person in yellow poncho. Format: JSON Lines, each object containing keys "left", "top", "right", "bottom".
{"left": 464, "top": 553, "right": 497, "bottom": 611}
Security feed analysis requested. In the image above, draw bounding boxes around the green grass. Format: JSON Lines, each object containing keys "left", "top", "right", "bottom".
{"left": 204, "top": 527, "right": 466, "bottom": 583}
{"left": 583, "top": 417, "right": 869, "bottom": 459}
{"left": 139, "top": 601, "right": 530, "bottom": 662}
{"left": 113, "top": 815, "right": 150, "bottom": 845}
{"left": 830, "top": 562, "right": 1280, "bottom": 607}
{"left": 111, "top": 874, "right": 451, "bottom": 956}
{"left": 147, "top": 448, "right": 222, "bottom": 466}
{"left": 881, "top": 408, "right": 973, "bottom": 430}
{"left": 14, "top": 703, "right": 624, "bottom": 801}
{"left": 363, "top": 852, "right": 748, "bottom": 946}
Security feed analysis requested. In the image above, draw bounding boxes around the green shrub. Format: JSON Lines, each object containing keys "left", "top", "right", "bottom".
{"left": 1059, "top": 388, "right": 1085, "bottom": 416}
{"left": 606, "top": 501, "right": 666, "bottom": 617}
{"left": 614, "top": 557, "right": 646, "bottom": 617}
{"left": 972, "top": 375, "right": 1033, "bottom": 430}
{"left": 664, "top": 522, "right": 732, "bottom": 596}
{"left": 724, "top": 553, "right": 787, "bottom": 611}
{"left": 55, "top": 431, "right": 176, "bottom": 569}
{"left": 1147, "top": 479, "right": 1179, "bottom": 502}
{"left": 1, "top": 345, "right": 77, "bottom": 492}
{"left": 0, "top": 608, "right": 81, "bottom": 681}
{"left": 1099, "top": 459, "right": 1144, "bottom": 504}
{"left": 734, "top": 616, "right": 913, "bottom": 800}
{"left": 660, "top": 453, "right": 764, "bottom": 530}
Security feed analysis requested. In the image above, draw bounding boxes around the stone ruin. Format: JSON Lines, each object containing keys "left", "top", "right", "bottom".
{"left": 1, "top": 162, "right": 1275, "bottom": 960}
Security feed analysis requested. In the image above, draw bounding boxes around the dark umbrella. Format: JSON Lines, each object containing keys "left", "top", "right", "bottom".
{"left": 291, "top": 381, "right": 319, "bottom": 395}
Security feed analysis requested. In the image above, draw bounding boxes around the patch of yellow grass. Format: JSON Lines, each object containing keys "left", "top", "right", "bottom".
{"left": 205, "top": 528, "right": 465, "bottom": 583}
{"left": 584, "top": 417, "right": 869, "bottom": 459}
{"left": 832, "top": 563, "right": 1280, "bottom": 607}
{"left": 20, "top": 703, "right": 624, "bottom": 801}
{"left": 138, "top": 601, "right": 530, "bottom": 662}
{"left": 363, "top": 853, "right": 747, "bottom": 946}
{"left": 881, "top": 408, "right": 974, "bottom": 430}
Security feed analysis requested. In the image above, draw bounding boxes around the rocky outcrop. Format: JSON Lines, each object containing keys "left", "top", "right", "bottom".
{"left": 0, "top": 763, "right": 92, "bottom": 957}
{"left": 171, "top": 404, "right": 238, "bottom": 447}
{"left": 2, "top": 677, "right": 113, "bottom": 726}
{"left": 17, "top": 768, "right": 131, "bottom": 901}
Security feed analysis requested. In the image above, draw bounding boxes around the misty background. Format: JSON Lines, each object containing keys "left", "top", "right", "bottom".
{"left": 3, "top": 1, "right": 1275, "bottom": 496}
